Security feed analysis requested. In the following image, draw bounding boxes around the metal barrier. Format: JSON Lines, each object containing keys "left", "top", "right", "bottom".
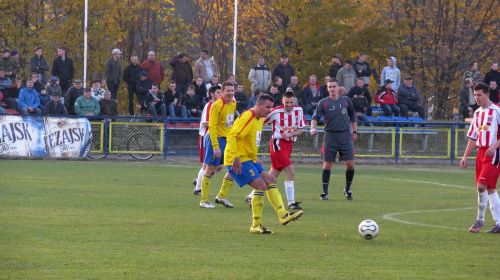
{"left": 85, "top": 116, "right": 475, "bottom": 163}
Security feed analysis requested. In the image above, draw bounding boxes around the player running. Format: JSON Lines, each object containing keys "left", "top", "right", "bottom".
{"left": 225, "top": 94, "right": 303, "bottom": 234}
{"left": 193, "top": 86, "right": 223, "bottom": 195}
{"left": 461, "top": 82, "right": 500, "bottom": 233}
{"left": 199, "top": 81, "right": 237, "bottom": 209}
{"left": 244, "top": 91, "right": 306, "bottom": 210}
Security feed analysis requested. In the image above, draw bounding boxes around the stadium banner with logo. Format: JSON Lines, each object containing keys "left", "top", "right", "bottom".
{"left": 0, "top": 115, "right": 92, "bottom": 158}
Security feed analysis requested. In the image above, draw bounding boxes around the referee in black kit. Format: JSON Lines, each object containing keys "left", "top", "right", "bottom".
{"left": 310, "top": 79, "right": 357, "bottom": 201}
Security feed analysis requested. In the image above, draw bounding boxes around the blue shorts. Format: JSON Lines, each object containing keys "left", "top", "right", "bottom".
{"left": 203, "top": 134, "right": 227, "bottom": 166}
{"left": 226, "top": 161, "right": 266, "bottom": 187}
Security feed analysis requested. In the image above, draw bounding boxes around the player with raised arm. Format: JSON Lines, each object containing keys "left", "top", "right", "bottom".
{"left": 244, "top": 91, "right": 306, "bottom": 209}
{"left": 199, "top": 81, "right": 237, "bottom": 208}
{"left": 461, "top": 82, "right": 500, "bottom": 233}
{"left": 310, "top": 79, "right": 357, "bottom": 200}
{"left": 225, "top": 94, "right": 303, "bottom": 234}
{"left": 193, "top": 86, "right": 222, "bottom": 195}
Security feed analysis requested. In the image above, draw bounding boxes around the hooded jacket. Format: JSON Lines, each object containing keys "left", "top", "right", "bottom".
{"left": 380, "top": 57, "right": 401, "bottom": 90}
{"left": 375, "top": 86, "right": 398, "bottom": 105}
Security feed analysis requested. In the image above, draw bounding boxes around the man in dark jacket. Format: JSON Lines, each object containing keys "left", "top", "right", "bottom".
{"left": 99, "top": 91, "right": 119, "bottom": 121}
{"left": 354, "top": 53, "right": 372, "bottom": 89}
{"left": 397, "top": 76, "right": 425, "bottom": 118}
{"left": 43, "top": 91, "right": 67, "bottom": 115}
{"left": 484, "top": 62, "right": 500, "bottom": 87}
{"left": 301, "top": 75, "right": 319, "bottom": 115}
{"left": 136, "top": 71, "right": 154, "bottom": 113}
{"left": 272, "top": 54, "right": 295, "bottom": 93}
{"left": 64, "top": 79, "right": 84, "bottom": 115}
{"left": 123, "top": 55, "right": 142, "bottom": 116}
{"left": 268, "top": 85, "right": 282, "bottom": 107}
{"left": 459, "top": 78, "right": 477, "bottom": 121}
{"left": 328, "top": 54, "right": 343, "bottom": 80}
{"left": 105, "top": 49, "right": 122, "bottom": 100}
{"left": 30, "top": 46, "right": 50, "bottom": 85}
{"left": 347, "top": 78, "right": 373, "bottom": 116}
{"left": 164, "top": 80, "right": 187, "bottom": 118}
{"left": 169, "top": 53, "right": 193, "bottom": 95}
{"left": 192, "top": 78, "right": 208, "bottom": 108}
{"left": 144, "top": 83, "right": 166, "bottom": 119}
{"left": 183, "top": 85, "right": 201, "bottom": 117}
{"left": 234, "top": 84, "right": 249, "bottom": 114}
{"left": 489, "top": 80, "right": 499, "bottom": 104}
{"left": 51, "top": 47, "right": 74, "bottom": 94}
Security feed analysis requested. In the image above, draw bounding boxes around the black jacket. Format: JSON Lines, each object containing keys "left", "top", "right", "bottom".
{"left": 51, "top": 56, "right": 74, "bottom": 86}
{"left": 183, "top": 93, "right": 200, "bottom": 111}
{"left": 328, "top": 63, "right": 342, "bottom": 79}
{"left": 272, "top": 63, "right": 295, "bottom": 93}
{"left": 347, "top": 86, "right": 372, "bottom": 106}
{"left": 234, "top": 91, "right": 249, "bottom": 113}
{"left": 144, "top": 91, "right": 165, "bottom": 110}
{"left": 484, "top": 70, "right": 500, "bottom": 87}
{"left": 64, "top": 86, "right": 83, "bottom": 115}
{"left": 170, "top": 55, "right": 193, "bottom": 84}
{"left": 351, "top": 96, "right": 369, "bottom": 113}
{"left": 136, "top": 79, "right": 154, "bottom": 102}
{"left": 123, "top": 63, "right": 142, "bottom": 85}
{"left": 192, "top": 81, "right": 207, "bottom": 102}
{"left": 43, "top": 101, "right": 67, "bottom": 115}
{"left": 164, "top": 89, "right": 182, "bottom": 105}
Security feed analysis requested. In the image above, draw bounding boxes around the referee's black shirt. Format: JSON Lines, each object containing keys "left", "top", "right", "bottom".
{"left": 312, "top": 96, "right": 356, "bottom": 132}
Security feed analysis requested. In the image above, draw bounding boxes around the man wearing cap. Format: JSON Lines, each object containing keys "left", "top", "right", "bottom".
{"left": 0, "top": 49, "right": 20, "bottom": 82}
{"left": 43, "top": 91, "right": 67, "bottom": 115}
{"left": 328, "top": 54, "right": 343, "bottom": 81}
{"left": 141, "top": 51, "right": 164, "bottom": 87}
{"left": 397, "top": 76, "right": 425, "bottom": 119}
{"left": 105, "top": 49, "right": 122, "bottom": 99}
{"left": 75, "top": 87, "right": 100, "bottom": 117}
{"left": 18, "top": 78, "right": 41, "bottom": 115}
{"left": 336, "top": 59, "right": 357, "bottom": 92}
{"left": 123, "top": 55, "right": 143, "bottom": 116}
{"left": 136, "top": 71, "right": 154, "bottom": 114}
{"left": 65, "top": 79, "right": 84, "bottom": 115}
{"left": 51, "top": 47, "right": 74, "bottom": 94}
{"left": 375, "top": 79, "right": 400, "bottom": 117}
{"left": 272, "top": 54, "right": 295, "bottom": 94}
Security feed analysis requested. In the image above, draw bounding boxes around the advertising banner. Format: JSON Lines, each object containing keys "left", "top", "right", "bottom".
{"left": 0, "top": 115, "right": 92, "bottom": 158}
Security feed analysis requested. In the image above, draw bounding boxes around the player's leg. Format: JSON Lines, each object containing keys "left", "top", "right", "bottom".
{"left": 215, "top": 172, "right": 235, "bottom": 208}
{"left": 321, "top": 161, "right": 334, "bottom": 200}
{"left": 344, "top": 160, "right": 355, "bottom": 200}
{"left": 320, "top": 132, "right": 337, "bottom": 200}
{"left": 248, "top": 177, "right": 273, "bottom": 234}
{"left": 339, "top": 133, "right": 355, "bottom": 200}
{"left": 477, "top": 159, "right": 500, "bottom": 233}
{"left": 193, "top": 164, "right": 206, "bottom": 195}
{"left": 200, "top": 164, "right": 217, "bottom": 208}
{"left": 281, "top": 165, "right": 301, "bottom": 209}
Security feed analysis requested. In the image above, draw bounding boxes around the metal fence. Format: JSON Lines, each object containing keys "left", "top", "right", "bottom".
{"left": 87, "top": 116, "right": 475, "bottom": 163}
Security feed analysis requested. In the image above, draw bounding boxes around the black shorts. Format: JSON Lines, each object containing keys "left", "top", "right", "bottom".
{"left": 321, "top": 130, "right": 354, "bottom": 162}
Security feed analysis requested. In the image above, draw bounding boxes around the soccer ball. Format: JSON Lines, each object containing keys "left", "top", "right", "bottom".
{"left": 358, "top": 220, "right": 379, "bottom": 240}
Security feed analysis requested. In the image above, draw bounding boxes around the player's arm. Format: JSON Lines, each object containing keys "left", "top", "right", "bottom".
{"left": 461, "top": 138, "right": 476, "bottom": 169}
{"left": 310, "top": 101, "right": 323, "bottom": 135}
{"left": 347, "top": 98, "right": 358, "bottom": 142}
{"left": 226, "top": 113, "right": 251, "bottom": 174}
{"left": 208, "top": 101, "right": 221, "bottom": 150}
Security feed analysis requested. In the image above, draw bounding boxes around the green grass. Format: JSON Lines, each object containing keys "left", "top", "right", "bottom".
{"left": 0, "top": 160, "right": 496, "bottom": 279}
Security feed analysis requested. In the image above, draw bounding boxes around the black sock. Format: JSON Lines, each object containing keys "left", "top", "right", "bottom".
{"left": 345, "top": 169, "right": 355, "bottom": 192}
{"left": 322, "top": 169, "right": 331, "bottom": 194}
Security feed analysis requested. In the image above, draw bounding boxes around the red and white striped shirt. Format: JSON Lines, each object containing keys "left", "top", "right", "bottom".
{"left": 199, "top": 101, "right": 213, "bottom": 136}
{"left": 467, "top": 103, "right": 500, "bottom": 148}
{"left": 264, "top": 105, "right": 306, "bottom": 142}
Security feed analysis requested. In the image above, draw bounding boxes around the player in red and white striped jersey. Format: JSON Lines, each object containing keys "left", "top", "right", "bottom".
{"left": 193, "top": 86, "right": 222, "bottom": 195}
{"left": 245, "top": 91, "right": 306, "bottom": 209}
{"left": 461, "top": 82, "right": 500, "bottom": 233}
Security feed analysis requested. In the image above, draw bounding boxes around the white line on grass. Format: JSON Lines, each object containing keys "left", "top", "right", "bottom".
{"left": 382, "top": 207, "right": 476, "bottom": 231}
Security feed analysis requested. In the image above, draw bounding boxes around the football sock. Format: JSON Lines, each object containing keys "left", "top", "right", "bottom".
{"left": 247, "top": 191, "right": 254, "bottom": 199}
{"left": 251, "top": 191, "right": 265, "bottom": 227}
{"left": 345, "top": 169, "right": 355, "bottom": 192}
{"left": 477, "top": 191, "right": 488, "bottom": 221}
{"left": 285, "top": 181, "right": 295, "bottom": 205}
{"left": 200, "top": 175, "right": 212, "bottom": 203}
{"left": 217, "top": 177, "right": 233, "bottom": 199}
{"left": 195, "top": 167, "right": 204, "bottom": 190}
{"left": 322, "top": 169, "right": 331, "bottom": 194}
{"left": 266, "top": 184, "right": 287, "bottom": 218}
{"left": 488, "top": 191, "right": 500, "bottom": 225}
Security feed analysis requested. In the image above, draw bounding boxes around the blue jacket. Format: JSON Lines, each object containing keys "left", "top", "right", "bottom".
{"left": 18, "top": 87, "right": 40, "bottom": 109}
{"left": 39, "top": 94, "right": 52, "bottom": 110}
{"left": 397, "top": 84, "right": 420, "bottom": 106}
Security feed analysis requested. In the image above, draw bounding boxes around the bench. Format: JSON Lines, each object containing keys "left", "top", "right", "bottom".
{"left": 358, "top": 127, "right": 438, "bottom": 150}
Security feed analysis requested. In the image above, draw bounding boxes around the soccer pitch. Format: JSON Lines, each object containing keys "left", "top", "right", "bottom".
{"left": 0, "top": 160, "right": 496, "bottom": 279}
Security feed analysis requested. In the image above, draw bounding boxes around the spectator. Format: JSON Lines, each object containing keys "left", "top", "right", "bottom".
{"left": 194, "top": 49, "right": 218, "bottom": 83}
{"left": 51, "top": 46, "right": 74, "bottom": 94}
{"left": 0, "top": 49, "right": 20, "bottom": 82}
{"left": 18, "top": 79, "right": 41, "bottom": 115}
{"left": 141, "top": 51, "right": 165, "bottom": 87}
{"left": 64, "top": 79, "right": 84, "bottom": 115}
{"left": 248, "top": 56, "right": 271, "bottom": 93}
{"left": 271, "top": 76, "right": 284, "bottom": 95}
{"left": 302, "top": 75, "right": 320, "bottom": 115}
{"left": 10, "top": 50, "right": 20, "bottom": 63}
{"left": 484, "top": 62, "right": 500, "bottom": 87}
{"left": 459, "top": 78, "right": 477, "bottom": 121}
{"left": 170, "top": 52, "right": 193, "bottom": 95}
{"left": 164, "top": 80, "right": 187, "bottom": 118}
{"left": 352, "top": 91, "right": 374, "bottom": 127}
{"left": 74, "top": 87, "right": 100, "bottom": 117}
{"left": 99, "top": 90, "right": 119, "bottom": 121}
{"left": 354, "top": 52, "right": 372, "bottom": 89}
{"left": 143, "top": 83, "right": 166, "bottom": 120}
{"left": 38, "top": 87, "right": 51, "bottom": 112}
{"left": 248, "top": 89, "right": 264, "bottom": 109}
{"left": 489, "top": 80, "right": 499, "bottom": 104}
{"left": 328, "top": 54, "right": 343, "bottom": 80}
{"left": 287, "top": 76, "right": 302, "bottom": 105}
{"left": 348, "top": 78, "right": 372, "bottom": 116}
{"left": 227, "top": 74, "right": 237, "bottom": 87}
{"left": 45, "top": 76, "right": 62, "bottom": 98}
{"left": 0, "top": 68, "right": 15, "bottom": 109}
{"left": 105, "top": 49, "right": 122, "bottom": 99}
{"left": 272, "top": 54, "right": 295, "bottom": 93}
{"left": 91, "top": 80, "right": 105, "bottom": 100}
{"left": 319, "top": 75, "right": 331, "bottom": 98}
{"left": 184, "top": 85, "right": 202, "bottom": 118}
{"left": 11, "top": 78, "right": 22, "bottom": 99}
{"left": 234, "top": 84, "right": 249, "bottom": 114}
{"left": 30, "top": 46, "right": 50, "bottom": 85}
{"left": 380, "top": 57, "right": 401, "bottom": 90}
{"left": 375, "top": 79, "right": 400, "bottom": 117}
{"left": 43, "top": 91, "right": 66, "bottom": 115}
{"left": 192, "top": 77, "right": 208, "bottom": 108}
{"left": 31, "top": 72, "right": 44, "bottom": 93}
{"left": 136, "top": 71, "right": 154, "bottom": 112}
{"left": 336, "top": 59, "right": 357, "bottom": 92}
{"left": 462, "top": 61, "right": 483, "bottom": 85}
{"left": 397, "top": 76, "right": 426, "bottom": 118}
{"left": 338, "top": 87, "right": 346, "bottom": 96}
{"left": 205, "top": 75, "right": 220, "bottom": 91}
{"left": 0, "top": 104, "right": 6, "bottom": 115}
{"left": 123, "top": 55, "right": 142, "bottom": 116}
{"left": 268, "top": 84, "right": 282, "bottom": 107}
